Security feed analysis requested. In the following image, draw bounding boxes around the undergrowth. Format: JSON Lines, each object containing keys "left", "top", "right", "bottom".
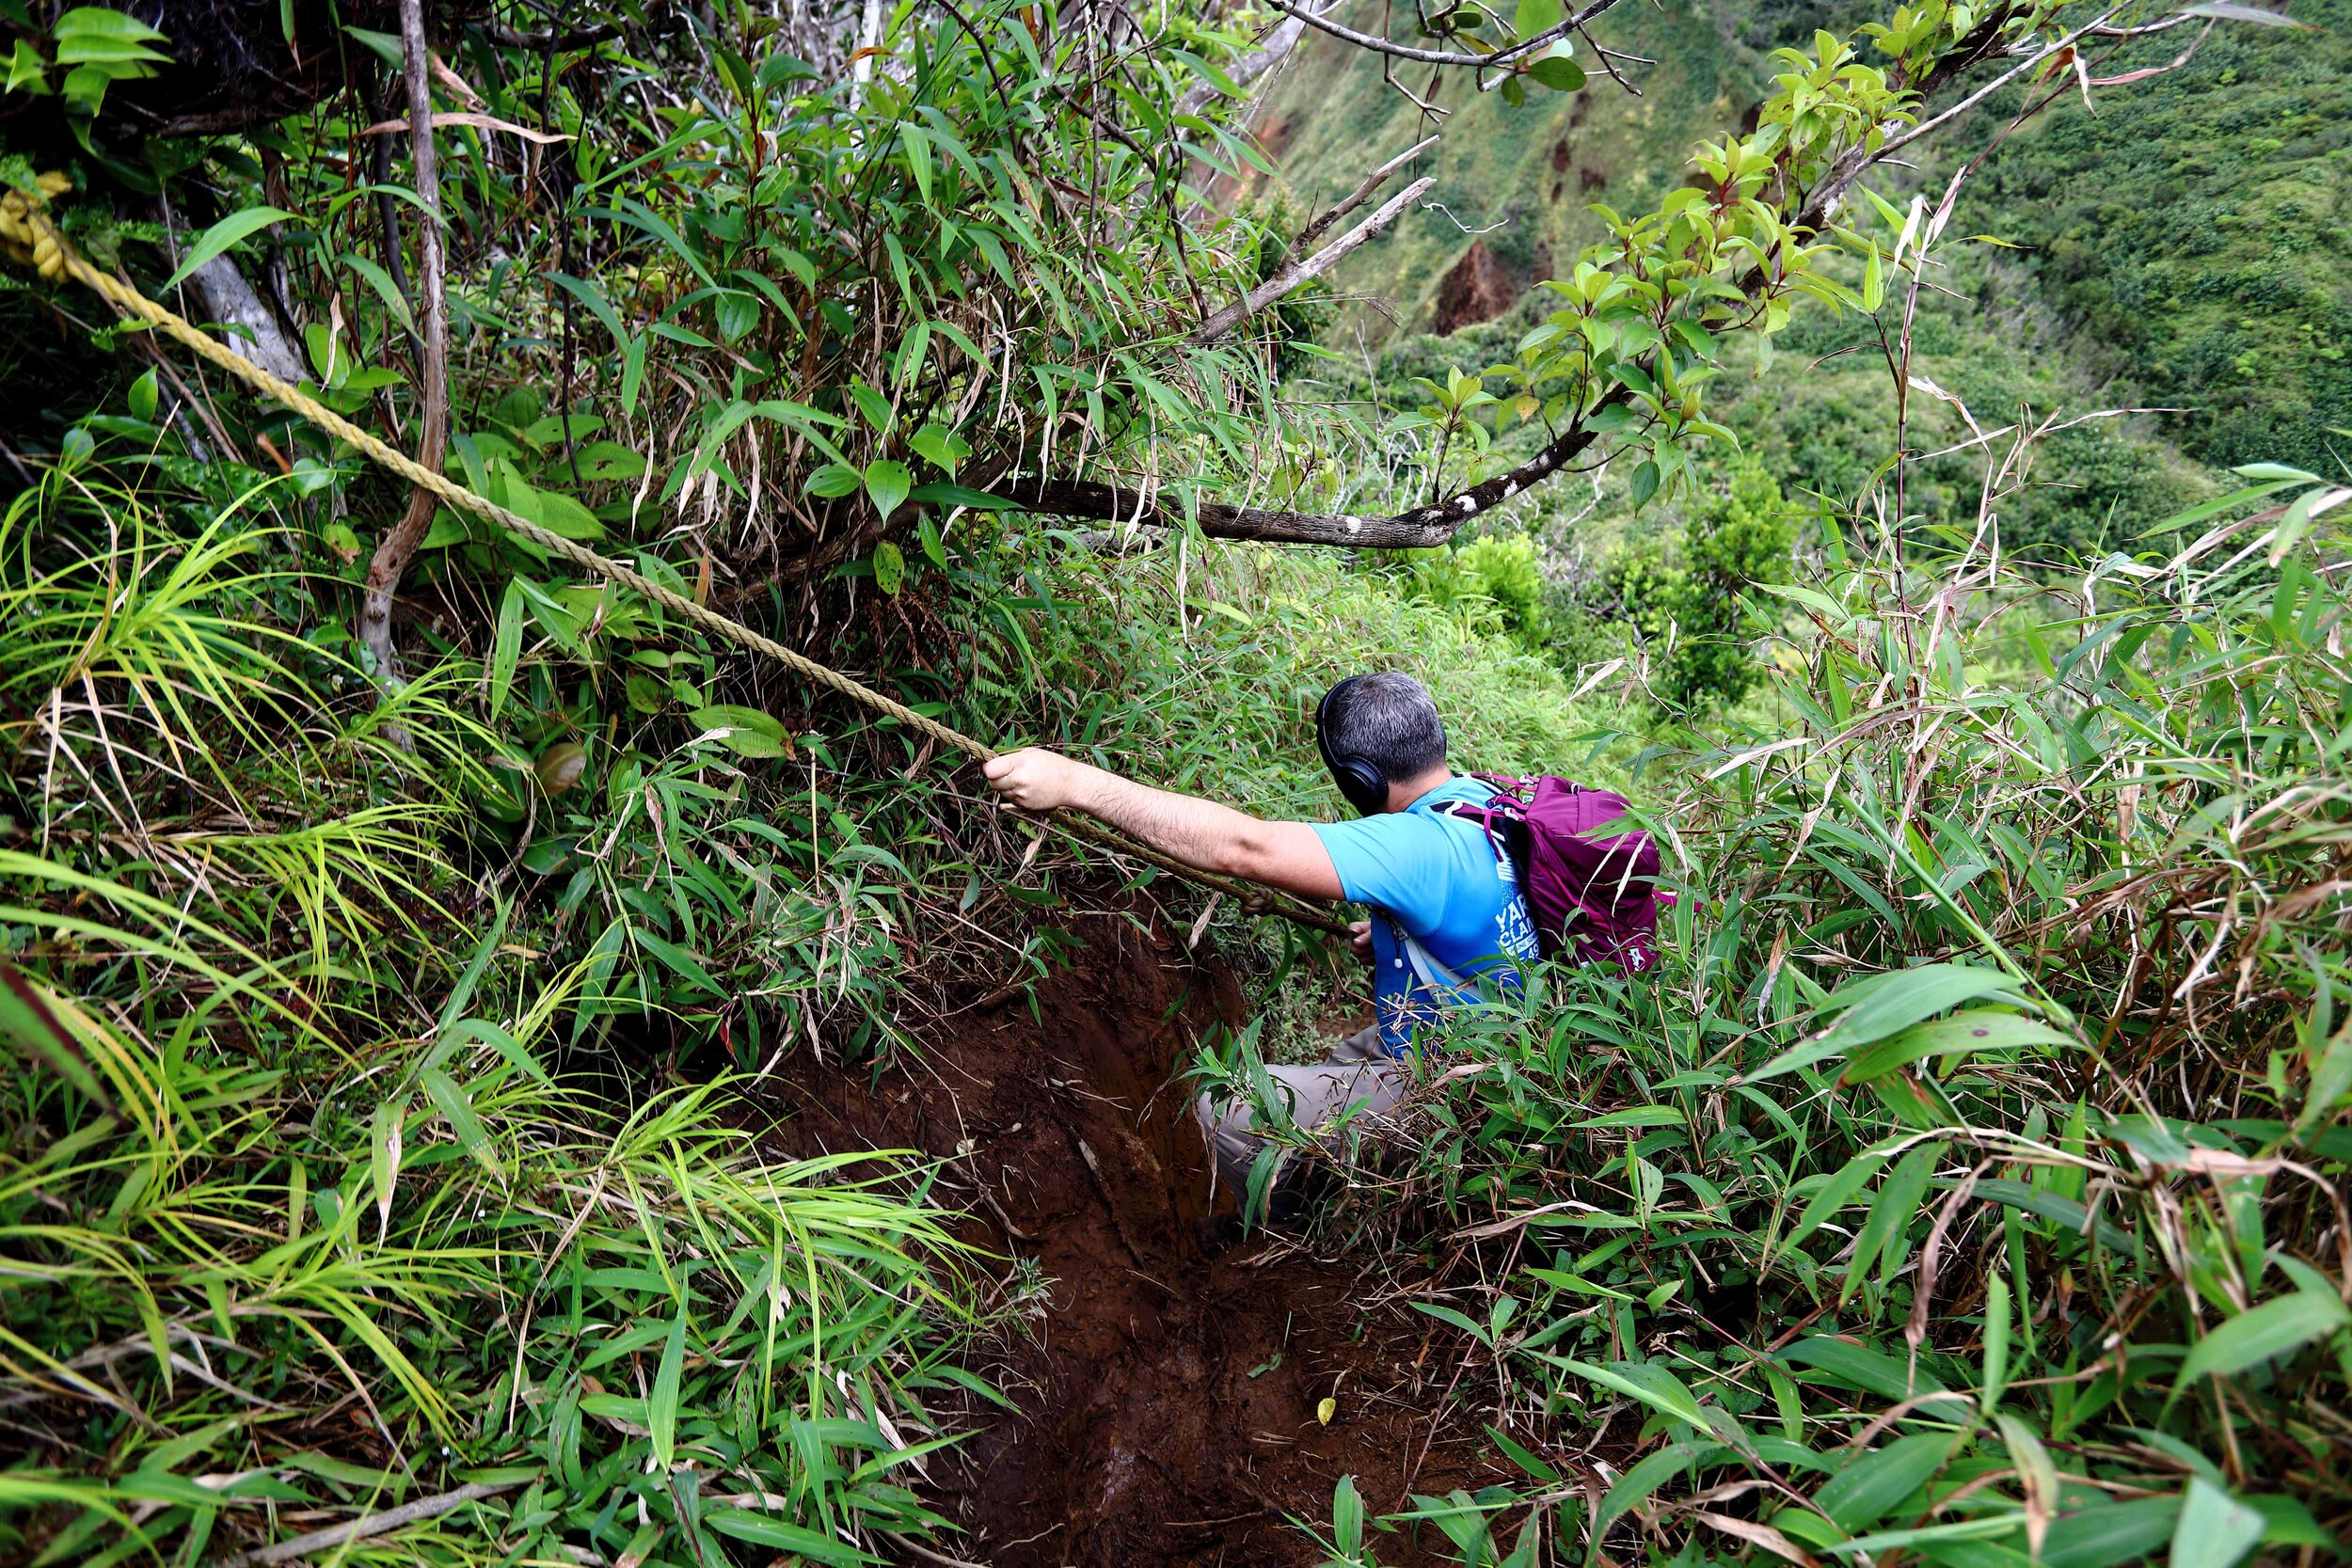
{"left": 1232, "top": 461, "right": 2352, "bottom": 1567}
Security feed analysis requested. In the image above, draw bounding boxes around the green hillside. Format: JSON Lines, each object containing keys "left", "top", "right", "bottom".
{"left": 1254, "top": 0, "right": 2352, "bottom": 479}
{"left": 1253, "top": 0, "right": 1766, "bottom": 325}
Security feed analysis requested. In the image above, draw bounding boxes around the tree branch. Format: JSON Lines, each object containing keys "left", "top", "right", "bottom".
{"left": 1190, "top": 174, "right": 1434, "bottom": 343}
{"left": 1260, "top": 0, "right": 1627, "bottom": 71}
{"left": 993, "top": 410, "right": 1607, "bottom": 547}
{"left": 359, "top": 0, "right": 452, "bottom": 689}
{"left": 1289, "top": 134, "right": 1439, "bottom": 258}
{"left": 485, "top": 21, "right": 622, "bottom": 50}
{"left": 218, "top": 1481, "right": 523, "bottom": 1566}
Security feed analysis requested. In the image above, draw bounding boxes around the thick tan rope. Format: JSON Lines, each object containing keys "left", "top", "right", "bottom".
{"left": 31, "top": 213, "right": 1348, "bottom": 939}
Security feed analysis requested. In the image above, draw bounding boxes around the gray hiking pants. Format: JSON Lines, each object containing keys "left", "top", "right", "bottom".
{"left": 1194, "top": 1023, "right": 1411, "bottom": 1203}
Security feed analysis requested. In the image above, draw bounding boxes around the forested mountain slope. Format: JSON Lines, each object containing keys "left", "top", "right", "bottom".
{"left": 1252, "top": 0, "right": 2351, "bottom": 477}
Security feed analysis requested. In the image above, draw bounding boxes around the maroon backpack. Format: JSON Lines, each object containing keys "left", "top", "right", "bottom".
{"left": 1438, "top": 775, "right": 1663, "bottom": 973}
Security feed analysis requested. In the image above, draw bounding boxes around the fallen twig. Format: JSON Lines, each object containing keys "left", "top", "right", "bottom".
{"left": 216, "top": 1481, "right": 522, "bottom": 1565}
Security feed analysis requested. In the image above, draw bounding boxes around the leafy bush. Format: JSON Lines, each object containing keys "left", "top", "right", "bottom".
{"left": 1545, "top": 460, "right": 1796, "bottom": 713}
{"left": 1405, "top": 533, "right": 1552, "bottom": 647}
{"left": 0, "top": 441, "right": 984, "bottom": 1566}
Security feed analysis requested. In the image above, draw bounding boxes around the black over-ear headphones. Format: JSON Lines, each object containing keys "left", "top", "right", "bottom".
{"left": 1316, "top": 676, "right": 1391, "bottom": 816}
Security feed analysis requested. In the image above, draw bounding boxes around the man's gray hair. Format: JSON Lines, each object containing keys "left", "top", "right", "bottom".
{"left": 1324, "top": 672, "right": 1447, "bottom": 778}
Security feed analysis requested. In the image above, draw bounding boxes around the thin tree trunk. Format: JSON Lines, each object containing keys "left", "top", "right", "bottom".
{"left": 358, "top": 0, "right": 449, "bottom": 688}
{"left": 851, "top": 0, "right": 883, "bottom": 99}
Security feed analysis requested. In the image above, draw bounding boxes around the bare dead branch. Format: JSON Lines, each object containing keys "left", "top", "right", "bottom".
{"left": 218, "top": 1481, "right": 524, "bottom": 1566}
{"left": 993, "top": 409, "right": 1604, "bottom": 547}
{"left": 1191, "top": 174, "right": 1435, "bottom": 343}
{"left": 1289, "top": 134, "right": 1440, "bottom": 258}
{"left": 1261, "top": 0, "right": 1628, "bottom": 71}
{"left": 485, "top": 20, "right": 623, "bottom": 49}
{"left": 358, "top": 0, "right": 452, "bottom": 689}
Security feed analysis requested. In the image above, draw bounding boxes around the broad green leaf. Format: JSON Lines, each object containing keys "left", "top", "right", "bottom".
{"left": 161, "top": 206, "right": 297, "bottom": 294}
{"left": 416, "top": 1066, "right": 500, "bottom": 1177}
{"left": 2045, "top": 1497, "right": 2180, "bottom": 1568}
{"left": 1546, "top": 1356, "right": 1708, "bottom": 1428}
{"left": 1843, "top": 1010, "right": 2076, "bottom": 1085}
{"left": 1777, "top": 1150, "right": 1885, "bottom": 1261}
{"left": 1597, "top": 1440, "right": 1729, "bottom": 1543}
{"left": 1997, "top": 1414, "right": 2059, "bottom": 1556}
{"left": 908, "top": 422, "right": 967, "bottom": 473}
{"left": 1815, "top": 1433, "right": 1950, "bottom": 1529}
{"left": 705, "top": 1509, "right": 875, "bottom": 1564}
{"left": 2267, "top": 482, "right": 2348, "bottom": 565}
{"left": 5, "top": 37, "right": 46, "bottom": 94}
{"left": 2170, "top": 1478, "right": 2266, "bottom": 1568}
{"left": 690, "top": 705, "right": 786, "bottom": 739}
{"left": 54, "top": 8, "right": 168, "bottom": 41}
{"left": 437, "top": 1019, "right": 551, "bottom": 1085}
{"left": 1778, "top": 1334, "right": 1955, "bottom": 1404}
{"left": 1983, "top": 1271, "right": 2010, "bottom": 1405}
{"left": 1513, "top": 0, "right": 1563, "bottom": 38}
{"left": 1526, "top": 50, "right": 1584, "bottom": 91}
{"left": 1746, "top": 964, "right": 2028, "bottom": 1084}
{"left": 1333, "top": 1474, "right": 1364, "bottom": 1554}
{"left": 2246, "top": 1496, "right": 2335, "bottom": 1549}
{"left": 1573, "top": 1104, "right": 1683, "bottom": 1130}
{"left": 710, "top": 288, "right": 759, "bottom": 342}
{"left": 865, "top": 459, "right": 912, "bottom": 520}
{"left": 848, "top": 382, "right": 894, "bottom": 433}
{"left": 1630, "top": 460, "right": 1661, "bottom": 509}
{"left": 435, "top": 907, "right": 508, "bottom": 1043}
{"left": 917, "top": 514, "right": 948, "bottom": 569}
{"left": 1414, "top": 1302, "right": 1491, "bottom": 1342}
{"left": 909, "top": 480, "right": 1014, "bottom": 509}
{"left": 1829, "top": 1514, "right": 2025, "bottom": 1557}
{"left": 488, "top": 580, "right": 523, "bottom": 721}
{"left": 648, "top": 1303, "right": 686, "bottom": 1470}
{"left": 340, "top": 249, "right": 416, "bottom": 337}
{"left": 2177, "top": 1290, "right": 2350, "bottom": 1384}
{"left": 900, "top": 123, "right": 932, "bottom": 202}
{"left": 632, "top": 928, "right": 722, "bottom": 996}
{"left": 1485, "top": 1424, "right": 1561, "bottom": 1482}
{"left": 1962, "top": 1177, "right": 2139, "bottom": 1257}
{"left": 873, "top": 540, "right": 906, "bottom": 595}
{"left": 1846, "top": 1144, "right": 1937, "bottom": 1299}
{"left": 807, "top": 462, "right": 863, "bottom": 498}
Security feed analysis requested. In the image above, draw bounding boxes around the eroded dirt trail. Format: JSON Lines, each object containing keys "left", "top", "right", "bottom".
{"left": 758, "top": 909, "right": 1503, "bottom": 1566}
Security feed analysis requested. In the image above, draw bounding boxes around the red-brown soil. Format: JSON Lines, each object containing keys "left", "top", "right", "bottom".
{"left": 757, "top": 908, "right": 1509, "bottom": 1566}
{"left": 1431, "top": 241, "right": 1518, "bottom": 335}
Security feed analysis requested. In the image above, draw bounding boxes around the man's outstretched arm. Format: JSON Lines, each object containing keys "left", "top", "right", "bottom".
{"left": 983, "top": 748, "right": 1343, "bottom": 902}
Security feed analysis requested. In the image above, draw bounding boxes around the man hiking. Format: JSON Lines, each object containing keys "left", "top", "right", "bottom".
{"left": 982, "top": 671, "right": 1540, "bottom": 1210}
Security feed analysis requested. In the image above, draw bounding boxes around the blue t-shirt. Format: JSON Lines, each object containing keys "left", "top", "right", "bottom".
{"left": 1313, "top": 777, "right": 1540, "bottom": 1056}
